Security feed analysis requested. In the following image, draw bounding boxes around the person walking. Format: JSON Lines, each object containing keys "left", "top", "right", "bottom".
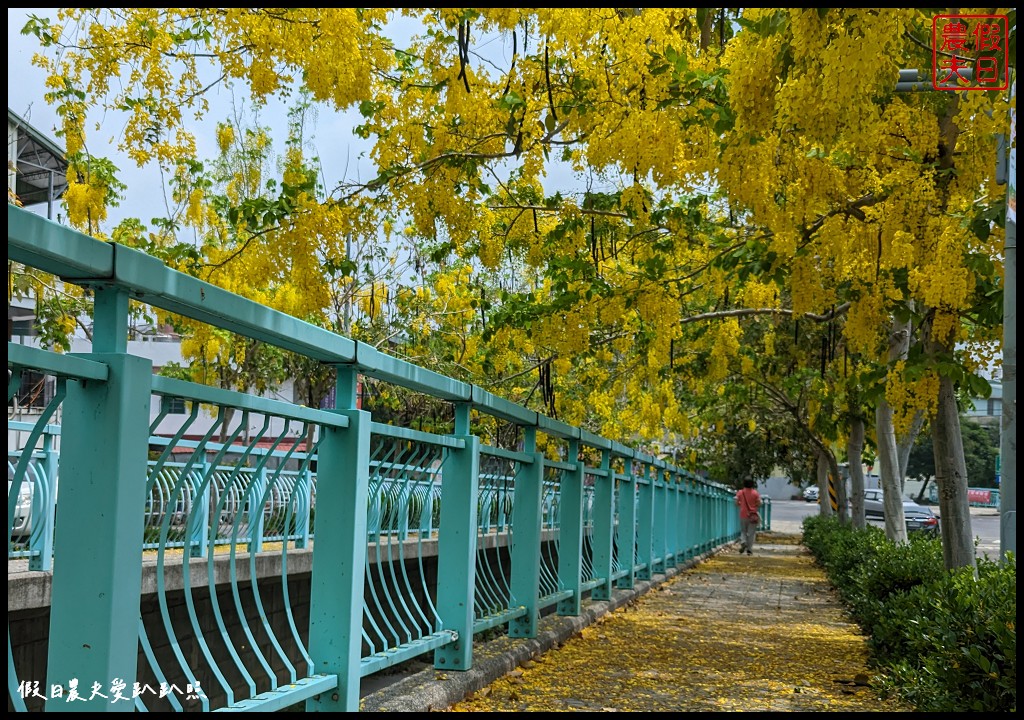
{"left": 735, "top": 478, "right": 762, "bottom": 555}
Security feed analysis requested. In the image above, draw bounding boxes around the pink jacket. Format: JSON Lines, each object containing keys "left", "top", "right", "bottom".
{"left": 735, "top": 487, "right": 762, "bottom": 521}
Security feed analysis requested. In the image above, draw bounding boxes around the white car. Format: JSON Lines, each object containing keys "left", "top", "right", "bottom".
{"left": 802, "top": 485, "right": 819, "bottom": 502}
{"left": 862, "top": 488, "right": 940, "bottom": 536}
{"left": 8, "top": 478, "right": 34, "bottom": 539}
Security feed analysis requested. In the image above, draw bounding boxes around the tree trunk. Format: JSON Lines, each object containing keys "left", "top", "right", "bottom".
{"left": 897, "top": 410, "right": 925, "bottom": 492}
{"left": 847, "top": 416, "right": 866, "bottom": 529}
{"left": 875, "top": 313, "right": 913, "bottom": 543}
{"left": 826, "top": 448, "right": 847, "bottom": 523}
{"left": 876, "top": 399, "right": 908, "bottom": 544}
{"left": 932, "top": 374, "right": 977, "bottom": 572}
{"left": 815, "top": 449, "right": 833, "bottom": 518}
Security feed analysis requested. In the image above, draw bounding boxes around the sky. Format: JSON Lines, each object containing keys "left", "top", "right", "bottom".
{"left": 7, "top": 8, "right": 399, "bottom": 229}
{"left": 8, "top": 9, "right": 591, "bottom": 233}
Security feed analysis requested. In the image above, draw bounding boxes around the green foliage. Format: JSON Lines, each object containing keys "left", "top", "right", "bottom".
{"left": 875, "top": 558, "right": 1017, "bottom": 712}
{"left": 802, "top": 516, "right": 1016, "bottom": 712}
{"left": 906, "top": 416, "right": 1000, "bottom": 487}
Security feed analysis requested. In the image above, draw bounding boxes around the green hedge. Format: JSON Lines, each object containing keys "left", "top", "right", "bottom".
{"left": 801, "top": 515, "right": 1016, "bottom": 712}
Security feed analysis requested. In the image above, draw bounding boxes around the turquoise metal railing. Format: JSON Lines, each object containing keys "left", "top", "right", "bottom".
{"left": 359, "top": 424, "right": 456, "bottom": 677}
{"left": 8, "top": 204, "right": 741, "bottom": 712}
{"left": 7, "top": 422, "right": 58, "bottom": 570}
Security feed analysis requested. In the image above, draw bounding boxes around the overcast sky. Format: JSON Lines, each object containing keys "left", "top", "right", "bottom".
{"left": 7, "top": 8, "right": 392, "bottom": 229}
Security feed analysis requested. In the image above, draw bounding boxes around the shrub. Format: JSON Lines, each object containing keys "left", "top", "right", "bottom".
{"left": 804, "top": 518, "right": 1016, "bottom": 712}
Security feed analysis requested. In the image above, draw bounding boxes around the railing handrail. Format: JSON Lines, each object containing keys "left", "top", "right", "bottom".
{"left": 8, "top": 203, "right": 743, "bottom": 713}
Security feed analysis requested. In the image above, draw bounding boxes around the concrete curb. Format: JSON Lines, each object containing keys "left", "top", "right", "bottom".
{"left": 359, "top": 548, "right": 720, "bottom": 712}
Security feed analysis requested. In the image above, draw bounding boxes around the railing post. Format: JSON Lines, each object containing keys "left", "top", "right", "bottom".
{"left": 663, "top": 473, "right": 677, "bottom": 569}
{"left": 681, "top": 480, "right": 691, "bottom": 557}
{"left": 46, "top": 286, "right": 151, "bottom": 711}
{"left": 305, "top": 401, "right": 370, "bottom": 712}
{"left": 557, "top": 439, "right": 584, "bottom": 616}
{"left": 615, "top": 459, "right": 636, "bottom": 589}
{"left": 590, "top": 448, "right": 614, "bottom": 601}
{"left": 659, "top": 472, "right": 671, "bottom": 568}
{"left": 652, "top": 470, "right": 667, "bottom": 574}
{"left": 697, "top": 485, "right": 708, "bottom": 553}
{"left": 509, "top": 427, "right": 543, "bottom": 638}
{"left": 434, "top": 402, "right": 480, "bottom": 672}
{"left": 689, "top": 479, "right": 701, "bottom": 558}
{"left": 670, "top": 474, "right": 683, "bottom": 566}
{"left": 635, "top": 462, "right": 654, "bottom": 581}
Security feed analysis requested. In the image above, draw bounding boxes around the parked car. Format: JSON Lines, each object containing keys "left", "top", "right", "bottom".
{"left": 7, "top": 478, "right": 34, "bottom": 539}
{"left": 802, "top": 485, "right": 819, "bottom": 502}
{"left": 862, "top": 488, "right": 940, "bottom": 536}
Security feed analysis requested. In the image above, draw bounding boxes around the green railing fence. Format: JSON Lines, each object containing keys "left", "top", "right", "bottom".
{"left": 7, "top": 204, "right": 764, "bottom": 712}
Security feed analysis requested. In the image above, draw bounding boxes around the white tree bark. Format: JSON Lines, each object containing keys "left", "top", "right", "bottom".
{"left": 932, "top": 374, "right": 977, "bottom": 571}
{"left": 815, "top": 449, "right": 834, "bottom": 518}
{"left": 897, "top": 410, "right": 925, "bottom": 492}
{"left": 847, "top": 415, "right": 867, "bottom": 529}
{"left": 875, "top": 315, "right": 912, "bottom": 543}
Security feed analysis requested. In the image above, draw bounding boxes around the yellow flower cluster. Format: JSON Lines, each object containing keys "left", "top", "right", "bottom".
{"left": 708, "top": 318, "right": 742, "bottom": 382}
{"left": 885, "top": 362, "right": 940, "bottom": 435}
{"left": 62, "top": 178, "right": 109, "bottom": 229}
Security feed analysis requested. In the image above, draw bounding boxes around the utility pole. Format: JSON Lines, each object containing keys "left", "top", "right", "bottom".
{"left": 998, "top": 81, "right": 1015, "bottom": 560}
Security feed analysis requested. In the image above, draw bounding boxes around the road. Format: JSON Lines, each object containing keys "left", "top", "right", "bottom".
{"left": 767, "top": 499, "right": 1003, "bottom": 560}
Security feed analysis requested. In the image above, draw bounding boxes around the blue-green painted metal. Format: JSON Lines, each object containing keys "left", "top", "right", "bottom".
{"left": 615, "top": 467, "right": 636, "bottom": 589}
{"left": 356, "top": 344, "right": 471, "bottom": 402}
{"left": 306, "top": 409, "right": 370, "bottom": 712}
{"left": 433, "top": 434, "right": 480, "bottom": 671}
{"left": 470, "top": 385, "right": 538, "bottom": 426}
{"left": 7, "top": 203, "right": 114, "bottom": 279}
{"left": 589, "top": 449, "right": 614, "bottom": 602}
{"left": 45, "top": 353, "right": 151, "bottom": 712}
{"left": 508, "top": 451, "right": 543, "bottom": 638}
{"left": 473, "top": 448, "right": 515, "bottom": 630}
{"left": 153, "top": 376, "right": 349, "bottom": 429}
{"left": 7, "top": 342, "right": 109, "bottom": 381}
{"left": 537, "top": 415, "right": 580, "bottom": 440}
{"left": 635, "top": 462, "right": 655, "bottom": 581}
{"left": 556, "top": 440, "right": 584, "bottom": 617}
{"left": 8, "top": 204, "right": 748, "bottom": 713}
{"left": 667, "top": 479, "right": 684, "bottom": 569}
{"left": 217, "top": 675, "right": 337, "bottom": 712}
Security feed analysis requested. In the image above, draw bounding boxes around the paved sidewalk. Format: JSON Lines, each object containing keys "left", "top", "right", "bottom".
{"left": 360, "top": 531, "right": 911, "bottom": 712}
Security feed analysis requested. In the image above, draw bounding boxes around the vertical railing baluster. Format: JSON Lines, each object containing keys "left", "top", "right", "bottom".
{"left": 250, "top": 466, "right": 267, "bottom": 554}
{"left": 189, "top": 457, "right": 210, "bottom": 558}
{"left": 295, "top": 464, "right": 312, "bottom": 549}
{"left": 31, "top": 426, "right": 59, "bottom": 571}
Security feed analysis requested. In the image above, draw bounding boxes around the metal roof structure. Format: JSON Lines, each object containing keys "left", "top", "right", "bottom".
{"left": 8, "top": 107, "right": 68, "bottom": 218}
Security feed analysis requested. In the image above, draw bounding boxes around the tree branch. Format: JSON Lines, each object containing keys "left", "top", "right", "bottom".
{"left": 679, "top": 302, "right": 851, "bottom": 325}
